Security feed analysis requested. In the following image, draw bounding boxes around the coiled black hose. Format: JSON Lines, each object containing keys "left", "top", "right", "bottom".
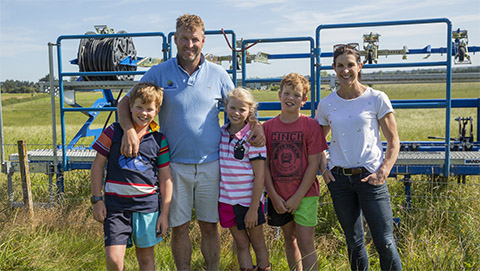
{"left": 77, "top": 30, "right": 137, "bottom": 81}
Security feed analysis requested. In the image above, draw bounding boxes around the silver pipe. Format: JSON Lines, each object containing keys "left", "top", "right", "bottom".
{"left": 48, "top": 43, "right": 59, "bottom": 172}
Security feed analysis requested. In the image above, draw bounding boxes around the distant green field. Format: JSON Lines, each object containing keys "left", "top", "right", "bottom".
{"left": 1, "top": 82, "right": 478, "bottom": 155}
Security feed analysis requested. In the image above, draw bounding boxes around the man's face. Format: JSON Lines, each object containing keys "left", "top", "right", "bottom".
{"left": 174, "top": 26, "right": 205, "bottom": 66}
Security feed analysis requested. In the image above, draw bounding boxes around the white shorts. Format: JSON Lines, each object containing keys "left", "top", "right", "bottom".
{"left": 168, "top": 160, "right": 220, "bottom": 227}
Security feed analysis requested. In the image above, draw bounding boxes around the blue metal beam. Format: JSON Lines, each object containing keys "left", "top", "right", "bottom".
{"left": 315, "top": 18, "right": 454, "bottom": 176}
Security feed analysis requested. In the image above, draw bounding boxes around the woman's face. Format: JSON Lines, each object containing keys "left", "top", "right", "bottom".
{"left": 332, "top": 53, "right": 363, "bottom": 86}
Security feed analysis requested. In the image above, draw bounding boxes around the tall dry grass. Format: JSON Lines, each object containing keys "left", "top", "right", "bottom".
{"left": 1, "top": 83, "right": 479, "bottom": 270}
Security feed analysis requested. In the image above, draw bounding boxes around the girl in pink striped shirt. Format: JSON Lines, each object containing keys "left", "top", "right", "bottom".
{"left": 219, "top": 88, "right": 270, "bottom": 271}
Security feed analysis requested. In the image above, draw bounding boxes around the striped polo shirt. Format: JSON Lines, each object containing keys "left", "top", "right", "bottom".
{"left": 92, "top": 122, "right": 169, "bottom": 212}
{"left": 219, "top": 123, "right": 267, "bottom": 207}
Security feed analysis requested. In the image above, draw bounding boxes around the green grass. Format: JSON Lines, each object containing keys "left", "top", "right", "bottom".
{"left": 1, "top": 82, "right": 479, "bottom": 270}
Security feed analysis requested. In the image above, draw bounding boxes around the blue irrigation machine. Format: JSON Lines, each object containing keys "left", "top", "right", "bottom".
{"left": 4, "top": 18, "right": 480, "bottom": 204}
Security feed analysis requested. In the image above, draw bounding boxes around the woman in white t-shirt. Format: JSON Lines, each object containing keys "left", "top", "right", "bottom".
{"left": 315, "top": 43, "right": 402, "bottom": 271}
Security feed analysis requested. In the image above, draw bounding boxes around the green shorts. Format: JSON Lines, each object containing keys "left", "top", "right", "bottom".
{"left": 293, "top": 196, "right": 319, "bottom": 227}
{"left": 267, "top": 196, "right": 318, "bottom": 227}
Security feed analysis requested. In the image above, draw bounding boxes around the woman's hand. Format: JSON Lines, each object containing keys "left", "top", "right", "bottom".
{"left": 321, "top": 169, "right": 335, "bottom": 185}
{"left": 361, "top": 170, "right": 387, "bottom": 186}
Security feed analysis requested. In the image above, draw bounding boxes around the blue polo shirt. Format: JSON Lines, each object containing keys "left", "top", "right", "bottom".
{"left": 131, "top": 54, "right": 234, "bottom": 164}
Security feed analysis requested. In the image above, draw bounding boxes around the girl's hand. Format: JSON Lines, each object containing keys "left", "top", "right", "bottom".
{"left": 244, "top": 207, "right": 258, "bottom": 229}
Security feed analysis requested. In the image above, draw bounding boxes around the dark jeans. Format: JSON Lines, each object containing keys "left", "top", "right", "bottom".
{"left": 328, "top": 170, "right": 402, "bottom": 271}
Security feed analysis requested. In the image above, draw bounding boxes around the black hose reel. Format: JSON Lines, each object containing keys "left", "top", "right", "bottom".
{"left": 77, "top": 29, "right": 137, "bottom": 81}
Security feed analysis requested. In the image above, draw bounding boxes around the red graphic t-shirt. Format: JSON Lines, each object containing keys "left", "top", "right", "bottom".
{"left": 263, "top": 115, "right": 327, "bottom": 200}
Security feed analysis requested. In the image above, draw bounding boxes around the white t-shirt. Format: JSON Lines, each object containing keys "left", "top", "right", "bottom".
{"left": 315, "top": 87, "right": 394, "bottom": 173}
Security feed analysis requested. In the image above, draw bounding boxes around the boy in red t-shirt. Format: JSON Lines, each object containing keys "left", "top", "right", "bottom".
{"left": 263, "top": 73, "right": 328, "bottom": 270}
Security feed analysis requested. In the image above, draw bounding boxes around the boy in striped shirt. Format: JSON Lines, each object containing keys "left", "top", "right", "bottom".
{"left": 91, "top": 82, "right": 172, "bottom": 271}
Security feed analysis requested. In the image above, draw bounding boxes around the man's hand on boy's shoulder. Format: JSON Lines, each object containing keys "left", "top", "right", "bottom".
{"left": 248, "top": 121, "right": 265, "bottom": 147}
{"left": 121, "top": 129, "right": 140, "bottom": 157}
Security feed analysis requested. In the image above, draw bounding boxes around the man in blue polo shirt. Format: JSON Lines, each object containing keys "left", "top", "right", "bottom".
{"left": 117, "top": 14, "right": 264, "bottom": 271}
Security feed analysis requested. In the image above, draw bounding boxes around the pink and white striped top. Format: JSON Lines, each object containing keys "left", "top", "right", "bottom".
{"left": 219, "top": 123, "right": 267, "bottom": 207}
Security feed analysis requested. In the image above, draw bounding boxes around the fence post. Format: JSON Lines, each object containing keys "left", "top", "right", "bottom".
{"left": 18, "top": 140, "right": 34, "bottom": 219}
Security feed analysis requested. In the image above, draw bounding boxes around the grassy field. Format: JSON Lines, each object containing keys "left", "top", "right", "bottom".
{"left": 0, "top": 82, "right": 479, "bottom": 270}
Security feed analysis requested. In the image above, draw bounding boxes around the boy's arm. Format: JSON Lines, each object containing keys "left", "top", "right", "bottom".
{"left": 117, "top": 96, "right": 139, "bottom": 157}
{"left": 244, "top": 159, "right": 265, "bottom": 229}
{"left": 285, "top": 152, "right": 320, "bottom": 213}
{"left": 321, "top": 125, "right": 330, "bottom": 138}
{"left": 157, "top": 166, "right": 173, "bottom": 237}
{"left": 319, "top": 125, "right": 334, "bottom": 184}
{"left": 264, "top": 157, "right": 287, "bottom": 214}
{"left": 91, "top": 153, "right": 107, "bottom": 223}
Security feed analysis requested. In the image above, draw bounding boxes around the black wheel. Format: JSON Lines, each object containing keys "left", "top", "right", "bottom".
{"left": 367, "top": 50, "right": 374, "bottom": 64}
{"left": 458, "top": 46, "right": 466, "bottom": 62}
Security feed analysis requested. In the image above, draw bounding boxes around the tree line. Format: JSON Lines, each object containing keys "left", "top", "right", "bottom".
{"left": 0, "top": 74, "right": 51, "bottom": 93}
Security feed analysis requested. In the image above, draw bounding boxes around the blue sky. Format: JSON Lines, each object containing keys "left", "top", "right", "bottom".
{"left": 1, "top": 0, "right": 479, "bottom": 82}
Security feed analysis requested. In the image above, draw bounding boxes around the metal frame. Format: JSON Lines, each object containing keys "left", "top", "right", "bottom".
{"left": 55, "top": 32, "right": 168, "bottom": 171}
{"left": 167, "top": 30, "right": 238, "bottom": 86}
{"left": 240, "top": 37, "right": 316, "bottom": 120}
{"left": 3, "top": 19, "right": 479, "bottom": 200}
{"left": 315, "top": 18, "right": 459, "bottom": 177}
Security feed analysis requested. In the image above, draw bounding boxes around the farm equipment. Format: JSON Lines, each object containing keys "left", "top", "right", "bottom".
{"left": 2, "top": 18, "right": 480, "bottom": 206}
{"left": 357, "top": 28, "right": 479, "bottom": 64}
{"left": 452, "top": 28, "right": 471, "bottom": 64}
{"left": 427, "top": 116, "right": 474, "bottom": 151}
{"left": 205, "top": 37, "right": 270, "bottom": 70}
{"left": 363, "top": 32, "right": 380, "bottom": 64}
